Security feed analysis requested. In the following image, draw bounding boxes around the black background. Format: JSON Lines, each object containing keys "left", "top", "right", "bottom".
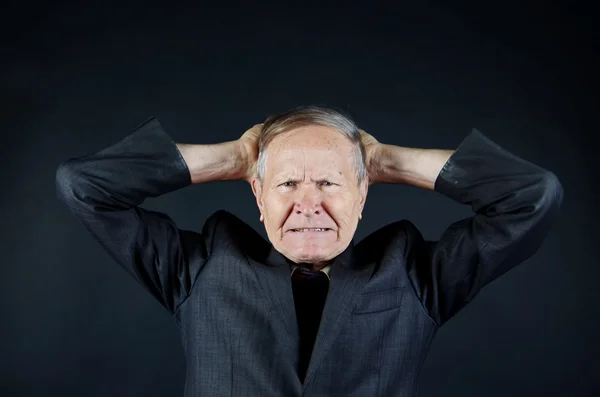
{"left": 2, "top": 1, "right": 598, "bottom": 396}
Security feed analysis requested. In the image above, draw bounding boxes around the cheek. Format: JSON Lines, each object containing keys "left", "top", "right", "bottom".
{"left": 263, "top": 196, "right": 291, "bottom": 224}
{"left": 323, "top": 193, "right": 359, "bottom": 224}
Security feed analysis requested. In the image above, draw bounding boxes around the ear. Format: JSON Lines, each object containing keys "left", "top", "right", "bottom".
{"left": 358, "top": 179, "right": 369, "bottom": 213}
{"left": 251, "top": 177, "right": 265, "bottom": 220}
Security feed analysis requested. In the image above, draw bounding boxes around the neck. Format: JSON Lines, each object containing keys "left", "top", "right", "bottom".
{"left": 293, "top": 261, "right": 331, "bottom": 271}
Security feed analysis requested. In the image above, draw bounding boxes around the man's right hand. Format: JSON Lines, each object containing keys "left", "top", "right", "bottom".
{"left": 237, "top": 124, "right": 263, "bottom": 183}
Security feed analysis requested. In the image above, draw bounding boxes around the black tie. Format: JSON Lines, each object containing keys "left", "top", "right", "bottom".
{"left": 291, "top": 267, "right": 330, "bottom": 383}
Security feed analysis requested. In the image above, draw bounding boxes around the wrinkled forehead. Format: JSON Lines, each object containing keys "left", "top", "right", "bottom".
{"left": 269, "top": 132, "right": 354, "bottom": 170}
{"left": 271, "top": 148, "right": 351, "bottom": 176}
{"left": 268, "top": 126, "right": 354, "bottom": 155}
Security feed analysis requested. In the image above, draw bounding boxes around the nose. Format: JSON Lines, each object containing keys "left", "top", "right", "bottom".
{"left": 293, "top": 185, "right": 323, "bottom": 216}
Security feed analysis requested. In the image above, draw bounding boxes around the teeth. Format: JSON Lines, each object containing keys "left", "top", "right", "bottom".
{"left": 293, "top": 228, "right": 328, "bottom": 232}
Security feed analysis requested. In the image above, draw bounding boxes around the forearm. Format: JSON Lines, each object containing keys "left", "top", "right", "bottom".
{"left": 176, "top": 141, "right": 246, "bottom": 184}
{"left": 371, "top": 144, "right": 454, "bottom": 190}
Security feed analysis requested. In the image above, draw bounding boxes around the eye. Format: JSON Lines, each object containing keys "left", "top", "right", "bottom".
{"left": 320, "top": 181, "right": 334, "bottom": 186}
{"left": 281, "top": 181, "right": 295, "bottom": 187}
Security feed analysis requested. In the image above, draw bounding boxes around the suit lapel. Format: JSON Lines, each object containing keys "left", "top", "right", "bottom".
{"left": 249, "top": 245, "right": 300, "bottom": 357}
{"left": 247, "top": 237, "right": 372, "bottom": 388}
{"left": 302, "top": 242, "right": 372, "bottom": 388}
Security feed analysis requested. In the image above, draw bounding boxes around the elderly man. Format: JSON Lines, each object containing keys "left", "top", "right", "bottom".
{"left": 56, "top": 105, "right": 563, "bottom": 396}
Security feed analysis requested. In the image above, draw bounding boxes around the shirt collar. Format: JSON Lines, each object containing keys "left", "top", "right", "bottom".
{"left": 290, "top": 264, "right": 331, "bottom": 280}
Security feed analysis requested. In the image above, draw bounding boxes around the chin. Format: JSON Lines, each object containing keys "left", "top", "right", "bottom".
{"left": 284, "top": 244, "right": 343, "bottom": 264}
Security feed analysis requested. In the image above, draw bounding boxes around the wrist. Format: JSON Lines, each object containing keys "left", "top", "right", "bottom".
{"left": 236, "top": 139, "right": 258, "bottom": 183}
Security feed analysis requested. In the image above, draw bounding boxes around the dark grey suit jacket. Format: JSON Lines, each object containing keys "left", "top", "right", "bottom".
{"left": 55, "top": 118, "right": 563, "bottom": 396}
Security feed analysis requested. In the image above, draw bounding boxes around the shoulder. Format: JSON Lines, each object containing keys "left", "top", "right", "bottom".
{"left": 202, "top": 210, "right": 270, "bottom": 255}
{"left": 355, "top": 219, "right": 426, "bottom": 261}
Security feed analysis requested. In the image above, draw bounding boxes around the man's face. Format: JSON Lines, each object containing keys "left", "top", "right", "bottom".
{"left": 251, "top": 125, "right": 368, "bottom": 267}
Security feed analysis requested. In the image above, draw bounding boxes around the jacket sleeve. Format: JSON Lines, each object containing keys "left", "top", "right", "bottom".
{"left": 405, "top": 129, "right": 564, "bottom": 326}
{"left": 55, "top": 117, "right": 217, "bottom": 314}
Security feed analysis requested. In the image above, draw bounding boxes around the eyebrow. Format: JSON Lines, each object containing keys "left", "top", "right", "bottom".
{"left": 273, "top": 175, "right": 343, "bottom": 183}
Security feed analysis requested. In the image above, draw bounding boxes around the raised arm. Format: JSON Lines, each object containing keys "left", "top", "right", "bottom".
{"left": 55, "top": 117, "right": 256, "bottom": 313}
{"left": 364, "top": 128, "right": 564, "bottom": 326}
{"left": 360, "top": 128, "right": 454, "bottom": 189}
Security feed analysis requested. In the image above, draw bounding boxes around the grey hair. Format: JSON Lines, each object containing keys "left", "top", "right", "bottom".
{"left": 256, "top": 105, "right": 367, "bottom": 184}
